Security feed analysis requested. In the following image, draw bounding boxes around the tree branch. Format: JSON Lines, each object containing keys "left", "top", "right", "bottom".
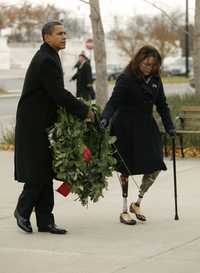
{"left": 80, "top": 0, "right": 89, "bottom": 5}
{"left": 142, "top": 0, "right": 192, "bottom": 38}
{"left": 80, "top": 0, "right": 99, "bottom": 19}
{"left": 143, "top": 0, "right": 177, "bottom": 24}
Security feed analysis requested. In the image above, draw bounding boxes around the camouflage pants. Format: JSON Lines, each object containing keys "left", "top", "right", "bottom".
{"left": 139, "top": 170, "right": 160, "bottom": 197}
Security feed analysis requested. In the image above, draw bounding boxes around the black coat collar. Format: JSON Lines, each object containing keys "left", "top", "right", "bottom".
{"left": 40, "top": 43, "right": 63, "bottom": 72}
{"left": 125, "top": 71, "right": 160, "bottom": 85}
{"left": 40, "top": 43, "right": 59, "bottom": 58}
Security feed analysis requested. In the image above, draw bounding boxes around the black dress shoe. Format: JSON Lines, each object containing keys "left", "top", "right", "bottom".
{"left": 14, "top": 209, "right": 32, "bottom": 233}
{"left": 38, "top": 224, "right": 67, "bottom": 234}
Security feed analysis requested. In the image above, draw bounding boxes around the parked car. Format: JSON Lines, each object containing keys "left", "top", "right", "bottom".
{"left": 92, "top": 64, "right": 123, "bottom": 81}
{"left": 163, "top": 57, "right": 193, "bottom": 76}
{"left": 92, "top": 71, "right": 96, "bottom": 81}
{"left": 107, "top": 64, "right": 122, "bottom": 81}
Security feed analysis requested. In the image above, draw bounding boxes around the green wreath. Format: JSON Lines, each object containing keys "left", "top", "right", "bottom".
{"left": 48, "top": 104, "right": 116, "bottom": 206}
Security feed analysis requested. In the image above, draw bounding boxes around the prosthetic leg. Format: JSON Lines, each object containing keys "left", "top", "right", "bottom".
{"left": 130, "top": 170, "right": 160, "bottom": 221}
{"left": 119, "top": 175, "right": 136, "bottom": 225}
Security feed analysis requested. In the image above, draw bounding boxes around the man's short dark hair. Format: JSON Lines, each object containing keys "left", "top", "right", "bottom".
{"left": 42, "top": 21, "right": 63, "bottom": 41}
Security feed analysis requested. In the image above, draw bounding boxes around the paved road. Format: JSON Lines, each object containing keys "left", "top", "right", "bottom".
{"left": 0, "top": 76, "right": 76, "bottom": 94}
{"left": 0, "top": 78, "right": 24, "bottom": 92}
{"left": 0, "top": 82, "right": 194, "bottom": 117}
{"left": 0, "top": 81, "right": 194, "bottom": 139}
{"left": 0, "top": 96, "right": 19, "bottom": 117}
{"left": 164, "top": 83, "right": 194, "bottom": 95}
{"left": 0, "top": 76, "right": 194, "bottom": 96}
{"left": 0, "top": 78, "right": 77, "bottom": 138}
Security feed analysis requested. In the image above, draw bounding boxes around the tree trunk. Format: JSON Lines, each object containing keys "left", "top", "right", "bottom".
{"left": 89, "top": 0, "right": 108, "bottom": 107}
{"left": 193, "top": 0, "right": 200, "bottom": 96}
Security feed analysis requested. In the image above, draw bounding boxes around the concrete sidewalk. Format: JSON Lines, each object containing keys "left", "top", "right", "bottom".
{"left": 0, "top": 151, "right": 200, "bottom": 273}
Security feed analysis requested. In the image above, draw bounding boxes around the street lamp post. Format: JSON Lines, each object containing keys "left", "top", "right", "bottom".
{"left": 59, "top": 12, "right": 65, "bottom": 71}
{"left": 185, "top": 0, "right": 189, "bottom": 77}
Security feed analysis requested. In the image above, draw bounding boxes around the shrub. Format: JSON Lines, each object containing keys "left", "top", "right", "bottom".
{"left": 0, "top": 125, "right": 15, "bottom": 145}
{"left": 0, "top": 88, "right": 7, "bottom": 95}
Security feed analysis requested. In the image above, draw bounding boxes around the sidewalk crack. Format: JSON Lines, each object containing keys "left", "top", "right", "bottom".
{"left": 111, "top": 236, "right": 200, "bottom": 273}
{"left": 147, "top": 235, "right": 200, "bottom": 260}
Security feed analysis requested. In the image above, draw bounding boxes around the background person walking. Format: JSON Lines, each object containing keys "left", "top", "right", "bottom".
{"left": 71, "top": 53, "right": 95, "bottom": 101}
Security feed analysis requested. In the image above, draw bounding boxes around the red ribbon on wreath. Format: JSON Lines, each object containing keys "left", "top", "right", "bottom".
{"left": 56, "top": 182, "right": 71, "bottom": 197}
{"left": 83, "top": 146, "right": 92, "bottom": 163}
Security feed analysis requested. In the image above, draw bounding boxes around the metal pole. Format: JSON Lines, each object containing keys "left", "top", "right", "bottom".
{"left": 172, "top": 137, "right": 179, "bottom": 220}
{"left": 59, "top": 13, "right": 65, "bottom": 66}
{"left": 185, "top": 0, "right": 189, "bottom": 77}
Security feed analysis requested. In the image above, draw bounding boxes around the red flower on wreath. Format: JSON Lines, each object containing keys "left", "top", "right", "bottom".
{"left": 83, "top": 146, "right": 92, "bottom": 163}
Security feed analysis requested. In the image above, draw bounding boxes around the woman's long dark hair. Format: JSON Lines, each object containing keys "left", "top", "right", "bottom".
{"left": 125, "top": 45, "right": 162, "bottom": 77}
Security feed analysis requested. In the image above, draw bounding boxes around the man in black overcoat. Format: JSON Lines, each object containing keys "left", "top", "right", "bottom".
{"left": 71, "top": 53, "right": 95, "bottom": 101}
{"left": 14, "top": 21, "right": 94, "bottom": 234}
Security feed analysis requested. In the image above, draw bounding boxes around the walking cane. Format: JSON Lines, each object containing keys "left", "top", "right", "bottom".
{"left": 172, "top": 136, "right": 179, "bottom": 220}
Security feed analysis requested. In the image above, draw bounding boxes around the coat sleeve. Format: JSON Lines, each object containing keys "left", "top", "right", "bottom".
{"left": 71, "top": 71, "right": 78, "bottom": 81}
{"left": 101, "top": 73, "right": 129, "bottom": 121}
{"left": 41, "top": 58, "right": 89, "bottom": 120}
{"left": 155, "top": 80, "right": 175, "bottom": 133}
{"left": 85, "top": 63, "right": 93, "bottom": 87}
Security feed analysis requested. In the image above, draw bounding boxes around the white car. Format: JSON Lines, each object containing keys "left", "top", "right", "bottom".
{"left": 163, "top": 57, "right": 193, "bottom": 76}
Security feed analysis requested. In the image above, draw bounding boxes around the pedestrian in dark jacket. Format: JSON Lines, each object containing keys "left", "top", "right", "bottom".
{"left": 71, "top": 53, "right": 95, "bottom": 101}
{"left": 100, "top": 45, "right": 175, "bottom": 225}
{"left": 73, "top": 50, "right": 87, "bottom": 69}
{"left": 14, "top": 21, "right": 94, "bottom": 234}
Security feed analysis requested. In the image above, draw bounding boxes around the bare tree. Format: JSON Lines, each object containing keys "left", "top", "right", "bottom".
{"left": 112, "top": 16, "right": 147, "bottom": 58}
{"left": 150, "top": 14, "right": 180, "bottom": 59}
{"left": 178, "top": 24, "right": 194, "bottom": 57}
{"left": 0, "top": 3, "right": 87, "bottom": 42}
{"left": 193, "top": 0, "right": 200, "bottom": 96}
{"left": 2, "top": 3, "right": 60, "bottom": 42}
{"left": 0, "top": 4, "right": 9, "bottom": 35}
{"left": 86, "top": 0, "right": 108, "bottom": 107}
{"left": 110, "top": 12, "right": 181, "bottom": 61}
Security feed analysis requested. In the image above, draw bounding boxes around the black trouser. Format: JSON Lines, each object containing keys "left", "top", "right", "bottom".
{"left": 77, "top": 87, "right": 95, "bottom": 101}
{"left": 16, "top": 179, "right": 54, "bottom": 228}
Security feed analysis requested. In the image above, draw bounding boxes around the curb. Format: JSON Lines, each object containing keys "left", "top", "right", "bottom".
{"left": 0, "top": 93, "right": 20, "bottom": 99}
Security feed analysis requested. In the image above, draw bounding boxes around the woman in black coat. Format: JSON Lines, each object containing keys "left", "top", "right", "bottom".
{"left": 14, "top": 21, "right": 94, "bottom": 234}
{"left": 101, "top": 46, "right": 175, "bottom": 225}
